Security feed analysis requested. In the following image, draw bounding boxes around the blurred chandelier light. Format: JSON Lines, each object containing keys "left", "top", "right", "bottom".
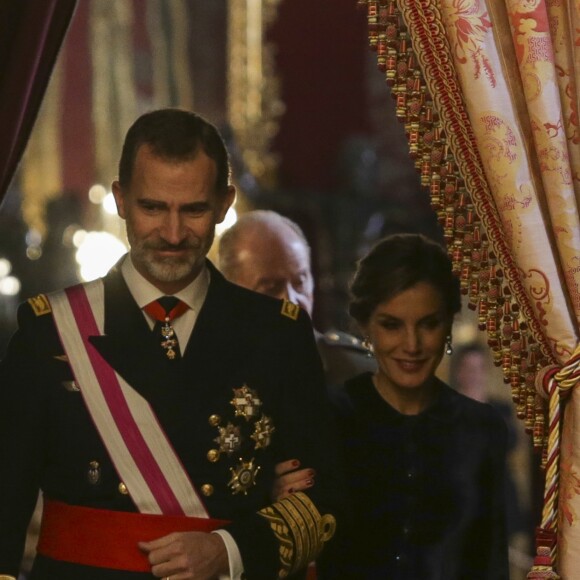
{"left": 88, "top": 184, "right": 108, "bottom": 205}
{"left": 102, "top": 192, "right": 118, "bottom": 215}
{"left": 0, "top": 276, "right": 21, "bottom": 296}
{"left": 75, "top": 231, "right": 127, "bottom": 281}
{"left": 216, "top": 207, "right": 238, "bottom": 237}
{"left": 0, "top": 258, "right": 20, "bottom": 297}
{"left": 0, "top": 258, "right": 11, "bottom": 278}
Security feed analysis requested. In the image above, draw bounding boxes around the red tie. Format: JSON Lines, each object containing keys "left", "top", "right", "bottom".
{"left": 143, "top": 297, "right": 189, "bottom": 359}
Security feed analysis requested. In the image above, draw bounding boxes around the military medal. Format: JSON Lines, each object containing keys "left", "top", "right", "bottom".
{"left": 231, "top": 385, "right": 262, "bottom": 420}
{"left": 143, "top": 297, "right": 189, "bottom": 360}
{"left": 160, "top": 318, "right": 179, "bottom": 360}
{"left": 214, "top": 422, "right": 242, "bottom": 455}
{"left": 228, "top": 458, "right": 260, "bottom": 495}
{"left": 251, "top": 415, "right": 275, "bottom": 450}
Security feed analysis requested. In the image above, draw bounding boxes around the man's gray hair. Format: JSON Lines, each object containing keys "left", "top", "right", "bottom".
{"left": 218, "top": 210, "right": 311, "bottom": 279}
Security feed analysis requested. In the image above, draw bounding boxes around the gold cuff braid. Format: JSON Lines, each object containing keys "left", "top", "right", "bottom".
{"left": 258, "top": 491, "right": 336, "bottom": 578}
{"left": 0, "top": 575, "right": 17, "bottom": 580}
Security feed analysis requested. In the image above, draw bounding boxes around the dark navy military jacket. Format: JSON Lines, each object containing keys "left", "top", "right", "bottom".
{"left": 0, "top": 260, "right": 343, "bottom": 579}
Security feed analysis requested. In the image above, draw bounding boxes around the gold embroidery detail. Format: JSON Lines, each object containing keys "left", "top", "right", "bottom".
{"left": 258, "top": 492, "right": 336, "bottom": 578}
{"left": 28, "top": 294, "right": 51, "bottom": 316}
{"left": 280, "top": 299, "right": 299, "bottom": 320}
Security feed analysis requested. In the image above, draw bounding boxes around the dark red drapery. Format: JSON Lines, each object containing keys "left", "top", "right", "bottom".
{"left": 0, "top": 0, "right": 77, "bottom": 208}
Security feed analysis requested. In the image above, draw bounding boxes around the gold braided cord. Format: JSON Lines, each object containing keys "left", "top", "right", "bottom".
{"left": 542, "top": 377, "right": 560, "bottom": 544}
{"left": 258, "top": 492, "right": 336, "bottom": 578}
{"left": 554, "top": 345, "right": 580, "bottom": 393}
{"left": 527, "top": 348, "right": 580, "bottom": 575}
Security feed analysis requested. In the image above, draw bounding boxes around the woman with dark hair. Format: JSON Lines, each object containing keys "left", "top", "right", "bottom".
{"left": 275, "top": 233, "right": 509, "bottom": 579}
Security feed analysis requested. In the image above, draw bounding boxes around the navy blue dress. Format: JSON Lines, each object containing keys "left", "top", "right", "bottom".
{"left": 318, "top": 372, "right": 509, "bottom": 580}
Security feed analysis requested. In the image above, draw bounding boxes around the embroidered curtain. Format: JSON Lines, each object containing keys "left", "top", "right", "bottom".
{"left": 358, "top": 0, "right": 580, "bottom": 576}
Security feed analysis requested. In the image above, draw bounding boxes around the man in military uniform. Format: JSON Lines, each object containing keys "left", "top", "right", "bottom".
{"left": 0, "top": 109, "right": 341, "bottom": 579}
{"left": 218, "top": 210, "right": 375, "bottom": 496}
{"left": 217, "top": 210, "right": 375, "bottom": 390}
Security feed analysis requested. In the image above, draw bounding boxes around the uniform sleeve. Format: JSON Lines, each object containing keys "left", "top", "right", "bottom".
{"left": 0, "top": 300, "right": 52, "bottom": 576}
{"left": 225, "top": 308, "right": 346, "bottom": 579}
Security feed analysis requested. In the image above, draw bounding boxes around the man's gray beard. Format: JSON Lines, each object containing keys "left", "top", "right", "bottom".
{"left": 127, "top": 228, "right": 215, "bottom": 284}
{"left": 130, "top": 242, "right": 203, "bottom": 283}
{"left": 144, "top": 254, "right": 197, "bottom": 282}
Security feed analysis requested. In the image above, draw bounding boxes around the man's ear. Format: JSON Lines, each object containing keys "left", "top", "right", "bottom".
{"left": 111, "top": 181, "right": 126, "bottom": 219}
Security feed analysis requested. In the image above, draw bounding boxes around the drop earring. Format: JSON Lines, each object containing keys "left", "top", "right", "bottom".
{"left": 362, "top": 336, "right": 374, "bottom": 358}
{"left": 445, "top": 335, "right": 453, "bottom": 356}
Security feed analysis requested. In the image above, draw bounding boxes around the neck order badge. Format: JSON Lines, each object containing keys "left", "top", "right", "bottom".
{"left": 144, "top": 297, "right": 189, "bottom": 359}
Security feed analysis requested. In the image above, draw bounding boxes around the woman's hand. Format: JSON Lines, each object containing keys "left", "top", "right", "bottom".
{"left": 272, "top": 459, "right": 316, "bottom": 501}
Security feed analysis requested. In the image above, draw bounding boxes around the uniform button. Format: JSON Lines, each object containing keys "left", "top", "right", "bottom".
{"left": 87, "top": 461, "right": 101, "bottom": 485}
{"left": 118, "top": 482, "right": 129, "bottom": 495}
{"left": 207, "top": 449, "right": 221, "bottom": 462}
{"left": 208, "top": 414, "right": 221, "bottom": 427}
{"left": 201, "top": 484, "right": 214, "bottom": 497}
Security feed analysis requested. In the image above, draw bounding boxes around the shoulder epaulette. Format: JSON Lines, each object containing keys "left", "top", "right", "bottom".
{"left": 28, "top": 294, "right": 52, "bottom": 316}
{"left": 280, "top": 299, "right": 300, "bottom": 321}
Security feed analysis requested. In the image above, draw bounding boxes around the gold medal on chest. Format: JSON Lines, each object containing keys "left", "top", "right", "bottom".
{"left": 228, "top": 458, "right": 260, "bottom": 495}
{"left": 214, "top": 422, "right": 242, "bottom": 455}
{"left": 230, "top": 385, "right": 262, "bottom": 421}
{"left": 251, "top": 415, "right": 275, "bottom": 450}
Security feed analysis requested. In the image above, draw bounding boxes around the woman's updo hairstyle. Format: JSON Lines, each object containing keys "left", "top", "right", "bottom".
{"left": 349, "top": 233, "right": 461, "bottom": 325}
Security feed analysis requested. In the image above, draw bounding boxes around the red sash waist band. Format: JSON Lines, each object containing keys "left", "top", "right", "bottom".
{"left": 37, "top": 499, "right": 230, "bottom": 572}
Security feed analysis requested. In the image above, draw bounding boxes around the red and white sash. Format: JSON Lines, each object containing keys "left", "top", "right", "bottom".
{"left": 48, "top": 280, "right": 208, "bottom": 518}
